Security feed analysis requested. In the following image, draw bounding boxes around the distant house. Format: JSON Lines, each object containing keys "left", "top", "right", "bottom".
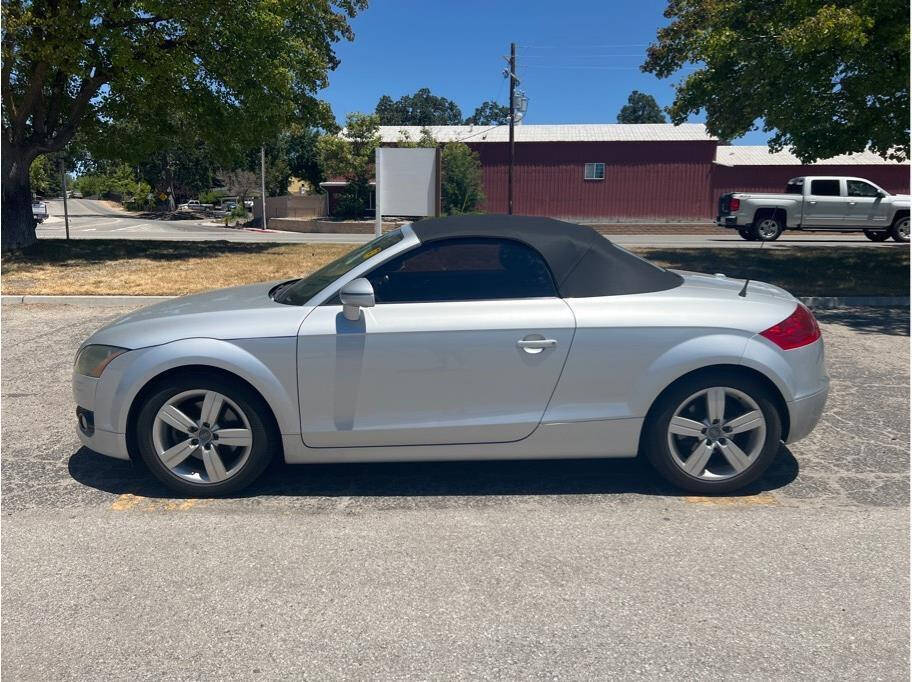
{"left": 320, "top": 124, "right": 909, "bottom": 220}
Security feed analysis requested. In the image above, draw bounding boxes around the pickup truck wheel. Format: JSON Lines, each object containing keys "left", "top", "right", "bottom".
{"left": 863, "top": 229, "right": 891, "bottom": 242}
{"left": 751, "top": 217, "right": 783, "bottom": 241}
{"left": 890, "top": 216, "right": 910, "bottom": 243}
{"left": 738, "top": 228, "right": 756, "bottom": 241}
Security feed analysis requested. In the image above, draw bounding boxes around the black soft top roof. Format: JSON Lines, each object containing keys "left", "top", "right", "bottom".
{"left": 411, "top": 214, "right": 682, "bottom": 297}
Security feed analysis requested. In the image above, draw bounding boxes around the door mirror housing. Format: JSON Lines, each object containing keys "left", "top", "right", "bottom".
{"left": 877, "top": 190, "right": 887, "bottom": 198}
{"left": 340, "top": 277, "right": 375, "bottom": 320}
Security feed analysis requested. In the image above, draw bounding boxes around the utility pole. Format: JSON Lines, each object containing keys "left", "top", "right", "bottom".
{"left": 507, "top": 42, "right": 516, "bottom": 215}
{"left": 260, "top": 146, "right": 267, "bottom": 229}
{"left": 60, "top": 161, "right": 70, "bottom": 240}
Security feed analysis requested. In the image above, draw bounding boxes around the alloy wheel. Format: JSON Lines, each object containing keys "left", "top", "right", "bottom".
{"left": 897, "top": 217, "right": 910, "bottom": 240}
{"left": 152, "top": 389, "right": 253, "bottom": 484}
{"left": 755, "top": 218, "right": 780, "bottom": 240}
{"left": 666, "top": 386, "right": 767, "bottom": 480}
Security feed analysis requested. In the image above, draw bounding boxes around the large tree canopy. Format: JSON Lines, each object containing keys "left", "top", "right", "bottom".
{"left": 465, "top": 100, "right": 510, "bottom": 126}
{"left": 375, "top": 88, "right": 463, "bottom": 126}
{"left": 1, "top": 0, "right": 366, "bottom": 249}
{"left": 643, "top": 0, "right": 909, "bottom": 162}
{"left": 617, "top": 91, "right": 666, "bottom": 123}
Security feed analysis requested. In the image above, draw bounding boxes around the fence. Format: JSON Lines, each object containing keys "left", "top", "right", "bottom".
{"left": 252, "top": 194, "right": 327, "bottom": 225}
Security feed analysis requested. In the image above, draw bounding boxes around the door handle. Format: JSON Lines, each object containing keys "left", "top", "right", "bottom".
{"left": 808, "top": 200, "right": 818, "bottom": 204}
{"left": 517, "top": 338, "right": 558, "bottom": 351}
{"left": 848, "top": 201, "right": 857, "bottom": 206}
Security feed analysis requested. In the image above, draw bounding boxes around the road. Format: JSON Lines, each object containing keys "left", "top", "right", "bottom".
{"left": 1, "top": 303, "right": 908, "bottom": 679}
{"left": 38, "top": 198, "right": 909, "bottom": 248}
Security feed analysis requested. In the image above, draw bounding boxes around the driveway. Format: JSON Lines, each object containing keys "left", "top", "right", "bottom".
{"left": 1, "top": 304, "right": 908, "bottom": 679}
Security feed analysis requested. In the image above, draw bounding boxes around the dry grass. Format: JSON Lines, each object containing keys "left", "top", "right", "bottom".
{"left": 1, "top": 240, "right": 351, "bottom": 296}
{"left": 1, "top": 240, "right": 908, "bottom": 297}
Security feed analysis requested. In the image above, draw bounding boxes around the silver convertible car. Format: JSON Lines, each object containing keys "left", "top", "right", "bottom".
{"left": 73, "top": 215, "right": 828, "bottom": 496}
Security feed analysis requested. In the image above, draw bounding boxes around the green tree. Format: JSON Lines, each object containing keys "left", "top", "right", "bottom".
{"left": 396, "top": 127, "right": 437, "bottom": 148}
{"left": 286, "top": 127, "right": 327, "bottom": 193}
{"left": 1, "top": 0, "right": 366, "bottom": 250}
{"left": 317, "top": 113, "right": 380, "bottom": 218}
{"left": 617, "top": 91, "right": 667, "bottom": 123}
{"left": 441, "top": 142, "right": 484, "bottom": 215}
{"left": 465, "top": 100, "right": 510, "bottom": 125}
{"left": 29, "top": 156, "right": 61, "bottom": 198}
{"left": 375, "top": 88, "right": 463, "bottom": 125}
{"left": 643, "top": 0, "right": 909, "bottom": 161}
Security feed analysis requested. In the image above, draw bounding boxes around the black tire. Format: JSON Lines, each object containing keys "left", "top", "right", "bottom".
{"left": 863, "top": 229, "right": 891, "bottom": 242}
{"left": 135, "top": 373, "right": 278, "bottom": 496}
{"left": 738, "top": 228, "right": 756, "bottom": 241}
{"left": 750, "top": 215, "right": 783, "bottom": 241}
{"left": 890, "top": 215, "right": 910, "bottom": 243}
{"left": 642, "top": 370, "right": 782, "bottom": 494}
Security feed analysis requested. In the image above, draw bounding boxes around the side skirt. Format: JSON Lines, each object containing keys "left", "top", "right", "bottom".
{"left": 281, "top": 418, "right": 643, "bottom": 464}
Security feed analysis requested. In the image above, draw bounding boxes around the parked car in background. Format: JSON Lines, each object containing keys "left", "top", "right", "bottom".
{"left": 178, "top": 199, "right": 201, "bottom": 212}
{"left": 716, "top": 176, "right": 910, "bottom": 242}
{"left": 32, "top": 201, "right": 48, "bottom": 223}
{"left": 73, "top": 215, "right": 827, "bottom": 497}
{"left": 244, "top": 199, "right": 254, "bottom": 210}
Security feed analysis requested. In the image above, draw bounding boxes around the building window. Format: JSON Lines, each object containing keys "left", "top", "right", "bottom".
{"left": 584, "top": 163, "right": 605, "bottom": 180}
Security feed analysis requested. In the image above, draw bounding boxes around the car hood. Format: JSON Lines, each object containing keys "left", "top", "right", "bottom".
{"left": 83, "top": 281, "right": 309, "bottom": 350}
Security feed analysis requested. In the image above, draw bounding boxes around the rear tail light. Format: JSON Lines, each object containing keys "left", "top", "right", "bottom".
{"left": 729, "top": 197, "right": 741, "bottom": 212}
{"left": 760, "top": 303, "right": 820, "bottom": 350}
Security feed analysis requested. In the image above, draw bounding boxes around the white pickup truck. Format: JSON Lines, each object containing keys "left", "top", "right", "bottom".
{"left": 716, "top": 176, "right": 910, "bottom": 242}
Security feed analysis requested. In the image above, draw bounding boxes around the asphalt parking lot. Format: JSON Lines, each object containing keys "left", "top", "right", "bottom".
{"left": 1, "top": 303, "right": 909, "bottom": 679}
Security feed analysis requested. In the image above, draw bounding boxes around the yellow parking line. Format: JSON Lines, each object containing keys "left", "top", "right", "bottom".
{"left": 684, "top": 492, "right": 778, "bottom": 507}
{"left": 110, "top": 493, "right": 143, "bottom": 511}
{"left": 110, "top": 494, "right": 208, "bottom": 511}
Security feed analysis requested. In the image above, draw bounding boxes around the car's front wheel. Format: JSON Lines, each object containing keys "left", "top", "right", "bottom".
{"left": 135, "top": 374, "right": 277, "bottom": 496}
{"left": 643, "top": 372, "right": 782, "bottom": 494}
{"left": 863, "top": 229, "right": 891, "bottom": 242}
{"left": 890, "top": 215, "right": 910, "bottom": 243}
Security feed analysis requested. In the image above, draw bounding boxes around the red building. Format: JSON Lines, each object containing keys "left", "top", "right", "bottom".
{"left": 323, "top": 124, "right": 909, "bottom": 220}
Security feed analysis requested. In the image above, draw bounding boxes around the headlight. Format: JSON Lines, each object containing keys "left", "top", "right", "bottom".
{"left": 74, "top": 345, "right": 128, "bottom": 377}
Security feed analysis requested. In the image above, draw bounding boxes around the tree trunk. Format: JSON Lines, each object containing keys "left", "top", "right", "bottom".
{"left": 2, "top": 149, "right": 38, "bottom": 251}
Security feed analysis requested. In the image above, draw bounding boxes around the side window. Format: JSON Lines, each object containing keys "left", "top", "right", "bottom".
{"left": 365, "top": 238, "right": 557, "bottom": 303}
{"left": 584, "top": 163, "right": 605, "bottom": 180}
{"left": 810, "top": 179, "right": 841, "bottom": 196}
{"left": 847, "top": 180, "right": 881, "bottom": 198}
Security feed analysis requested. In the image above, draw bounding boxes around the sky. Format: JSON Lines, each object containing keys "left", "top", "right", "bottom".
{"left": 319, "top": 0, "right": 772, "bottom": 145}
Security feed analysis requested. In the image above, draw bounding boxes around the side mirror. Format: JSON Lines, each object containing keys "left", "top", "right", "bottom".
{"left": 877, "top": 190, "right": 887, "bottom": 198}
{"left": 340, "top": 277, "right": 375, "bottom": 321}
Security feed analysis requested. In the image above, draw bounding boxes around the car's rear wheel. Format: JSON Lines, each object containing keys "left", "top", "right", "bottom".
{"left": 751, "top": 216, "right": 783, "bottom": 241}
{"left": 737, "top": 228, "right": 755, "bottom": 241}
{"left": 890, "top": 216, "right": 910, "bottom": 243}
{"left": 135, "top": 374, "right": 277, "bottom": 496}
{"left": 863, "top": 229, "right": 891, "bottom": 242}
{"left": 643, "top": 372, "right": 782, "bottom": 494}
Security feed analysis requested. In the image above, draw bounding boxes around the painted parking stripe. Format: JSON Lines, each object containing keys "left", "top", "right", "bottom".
{"left": 684, "top": 492, "right": 778, "bottom": 506}
{"left": 110, "top": 493, "right": 209, "bottom": 511}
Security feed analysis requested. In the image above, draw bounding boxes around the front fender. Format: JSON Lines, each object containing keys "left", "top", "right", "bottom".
{"left": 93, "top": 337, "right": 299, "bottom": 436}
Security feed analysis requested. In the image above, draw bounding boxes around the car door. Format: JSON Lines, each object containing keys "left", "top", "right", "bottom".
{"left": 802, "top": 178, "right": 847, "bottom": 227}
{"left": 845, "top": 179, "right": 890, "bottom": 226}
{"left": 296, "top": 237, "right": 575, "bottom": 448}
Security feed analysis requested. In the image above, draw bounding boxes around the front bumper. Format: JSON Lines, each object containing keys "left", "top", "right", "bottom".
{"left": 784, "top": 382, "right": 829, "bottom": 444}
{"left": 73, "top": 370, "right": 130, "bottom": 460}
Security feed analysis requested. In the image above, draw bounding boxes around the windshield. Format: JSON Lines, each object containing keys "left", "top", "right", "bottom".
{"left": 275, "top": 229, "right": 405, "bottom": 305}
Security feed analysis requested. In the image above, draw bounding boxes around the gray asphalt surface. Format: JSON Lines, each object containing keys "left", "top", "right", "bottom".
{"left": 1, "top": 304, "right": 909, "bottom": 679}
{"left": 37, "top": 198, "right": 910, "bottom": 248}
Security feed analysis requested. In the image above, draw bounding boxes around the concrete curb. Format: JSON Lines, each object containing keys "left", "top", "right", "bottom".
{"left": 799, "top": 296, "right": 909, "bottom": 308}
{"left": 1, "top": 295, "right": 174, "bottom": 305}
{"left": 1, "top": 294, "right": 908, "bottom": 308}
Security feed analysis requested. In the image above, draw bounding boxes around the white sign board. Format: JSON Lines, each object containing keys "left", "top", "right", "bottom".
{"left": 375, "top": 147, "right": 438, "bottom": 235}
